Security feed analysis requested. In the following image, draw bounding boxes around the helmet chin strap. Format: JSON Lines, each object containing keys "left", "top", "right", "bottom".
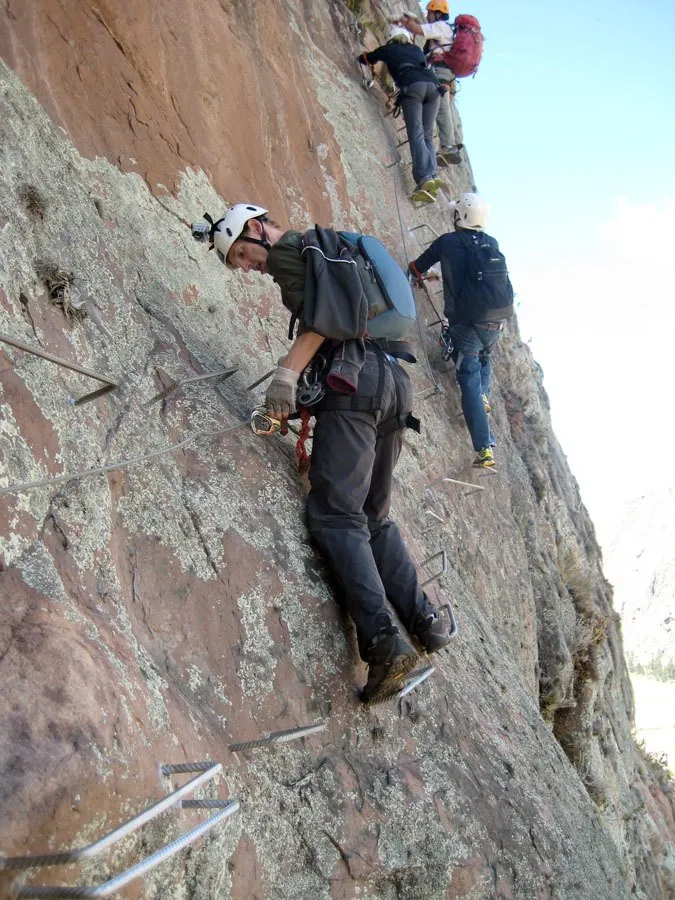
{"left": 235, "top": 223, "right": 271, "bottom": 252}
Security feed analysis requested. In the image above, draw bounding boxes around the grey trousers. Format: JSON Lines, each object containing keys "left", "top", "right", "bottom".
{"left": 400, "top": 80, "right": 440, "bottom": 188}
{"left": 434, "top": 68, "right": 463, "bottom": 149}
{"left": 307, "top": 349, "right": 428, "bottom": 659}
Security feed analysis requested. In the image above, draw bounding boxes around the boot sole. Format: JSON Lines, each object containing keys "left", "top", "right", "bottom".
{"left": 361, "top": 652, "right": 418, "bottom": 705}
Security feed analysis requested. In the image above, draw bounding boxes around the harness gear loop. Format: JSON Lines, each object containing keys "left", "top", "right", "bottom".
{"left": 295, "top": 407, "right": 312, "bottom": 474}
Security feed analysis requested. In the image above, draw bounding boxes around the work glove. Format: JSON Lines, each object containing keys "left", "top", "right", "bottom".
{"left": 264, "top": 365, "right": 299, "bottom": 419}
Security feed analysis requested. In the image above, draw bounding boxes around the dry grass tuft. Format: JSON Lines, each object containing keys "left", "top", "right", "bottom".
{"left": 35, "top": 259, "right": 87, "bottom": 322}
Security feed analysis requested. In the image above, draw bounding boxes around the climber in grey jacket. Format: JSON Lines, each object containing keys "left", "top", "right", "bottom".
{"left": 192, "top": 203, "right": 452, "bottom": 703}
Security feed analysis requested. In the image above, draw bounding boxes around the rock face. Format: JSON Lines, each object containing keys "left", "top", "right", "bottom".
{"left": 0, "top": 3, "right": 674, "bottom": 899}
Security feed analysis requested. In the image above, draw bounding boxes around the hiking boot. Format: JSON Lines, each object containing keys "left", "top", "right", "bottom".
{"left": 411, "top": 608, "right": 452, "bottom": 654}
{"left": 473, "top": 447, "right": 495, "bottom": 468}
{"left": 482, "top": 393, "right": 491, "bottom": 414}
{"left": 437, "top": 145, "right": 462, "bottom": 167}
{"left": 361, "top": 626, "right": 418, "bottom": 704}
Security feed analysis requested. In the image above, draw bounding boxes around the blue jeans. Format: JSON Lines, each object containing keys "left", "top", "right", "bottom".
{"left": 400, "top": 81, "right": 440, "bottom": 188}
{"left": 448, "top": 323, "right": 503, "bottom": 451}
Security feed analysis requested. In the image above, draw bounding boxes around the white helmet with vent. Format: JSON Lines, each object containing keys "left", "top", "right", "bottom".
{"left": 388, "top": 25, "right": 412, "bottom": 43}
{"left": 192, "top": 203, "right": 269, "bottom": 266}
{"left": 453, "top": 193, "right": 489, "bottom": 230}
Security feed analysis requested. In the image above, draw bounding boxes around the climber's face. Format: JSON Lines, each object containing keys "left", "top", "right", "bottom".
{"left": 227, "top": 222, "right": 270, "bottom": 275}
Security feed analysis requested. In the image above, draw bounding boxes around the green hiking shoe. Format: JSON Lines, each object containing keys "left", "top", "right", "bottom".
{"left": 411, "top": 180, "right": 438, "bottom": 204}
{"left": 361, "top": 626, "right": 418, "bottom": 704}
{"left": 482, "top": 393, "right": 491, "bottom": 414}
{"left": 473, "top": 447, "right": 495, "bottom": 468}
{"left": 420, "top": 178, "right": 440, "bottom": 195}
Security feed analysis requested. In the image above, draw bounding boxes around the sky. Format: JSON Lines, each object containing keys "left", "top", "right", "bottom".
{"left": 448, "top": 0, "right": 675, "bottom": 544}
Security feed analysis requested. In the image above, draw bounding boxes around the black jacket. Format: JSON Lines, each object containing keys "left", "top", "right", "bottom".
{"left": 359, "top": 43, "right": 438, "bottom": 89}
{"left": 412, "top": 229, "right": 511, "bottom": 325}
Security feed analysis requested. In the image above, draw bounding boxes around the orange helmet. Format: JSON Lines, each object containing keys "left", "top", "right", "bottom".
{"left": 427, "top": 0, "right": 450, "bottom": 13}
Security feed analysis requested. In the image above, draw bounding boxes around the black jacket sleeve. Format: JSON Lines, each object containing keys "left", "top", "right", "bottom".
{"left": 412, "top": 234, "right": 467, "bottom": 323}
{"left": 359, "top": 46, "right": 386, "bottom": 66}
{"left": 411, "top": 236, "right": 443, "bottom": 275}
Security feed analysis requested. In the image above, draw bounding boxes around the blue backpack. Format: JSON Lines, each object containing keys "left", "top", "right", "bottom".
{"left": 339, "top": 232, "right": 417, "bottom": 340}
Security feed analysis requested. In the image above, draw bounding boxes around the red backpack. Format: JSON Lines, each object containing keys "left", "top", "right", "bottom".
{"left": 442, "top": 15, "right": 483, "bottom": 78}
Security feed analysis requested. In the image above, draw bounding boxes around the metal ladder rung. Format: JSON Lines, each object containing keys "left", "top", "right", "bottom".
{"left": 426, "top": 475, "right": 486, "bottom": 495}
{"left": 12, "top": 802, "right": 239, "bottom": 898}
{"left": 0, "top": 764, "right": 222, "bottom": 871}
{"left": 420, "top": 549, "right": 448, "bottom": 587}
{"left": 399, "top": 664, "right": 435, "bottom": 698}
{"left": 229, "top": 722, "right": 325, "bottom": 753}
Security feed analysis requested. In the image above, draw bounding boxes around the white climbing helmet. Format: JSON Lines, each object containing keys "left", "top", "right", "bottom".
{"left": 388, "top": 25, "right": 412, "bottom": 43}
{"left": 453, "top": 192, "right": 489, "bottom": 230}
{"left": 193, "top": 203, "right": 269, "bottom": 267}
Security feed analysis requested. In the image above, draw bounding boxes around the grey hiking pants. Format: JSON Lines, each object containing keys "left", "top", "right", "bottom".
{"left": 307, "top": 347, "right": 429, "bottom": 660}
{"left": 400, "top": 80, "right": 440, "bottom": 188}
{"left": 434, "top": 68, "right": 463, "bottom": 149}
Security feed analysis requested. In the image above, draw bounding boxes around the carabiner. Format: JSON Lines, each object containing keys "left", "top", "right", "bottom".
{"left": 250, "top": 406, "right": 282, "bottom": 436}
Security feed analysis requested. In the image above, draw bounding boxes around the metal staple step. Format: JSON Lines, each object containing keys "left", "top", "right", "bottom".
{"left": 228, "top": 722, "right": 326, "bottom": 753}
{"left": 1, "top": 762, "right": 238, "bottom": 899}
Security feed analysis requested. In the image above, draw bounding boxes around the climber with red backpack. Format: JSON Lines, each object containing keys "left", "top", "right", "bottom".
{"left": 399, "top": 2, "right": 483, "bottom": 167}
{"left": 191, "top": 204, "right": 452, "bottom": 704}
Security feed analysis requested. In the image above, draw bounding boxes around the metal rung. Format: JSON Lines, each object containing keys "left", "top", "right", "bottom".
{"left": 413, "top": 385, "right": 441, "bottom": 401}
{"left": 1, "top": 764, "right": 222, "bottom": 870}
{"left": 181, "top": 799, "right": 231, "bottom": 809}
{"left": 12, "top": 802, "right": 239, "bottom": 898}
{"left": 144, "top": 367, "right": 237, "bottom": 407}
{"left": 420, "top": 549, "right": 447, "bottom": 587}
{"left": 229, "top": 722, "right": 325, "bottom": 753}
{"left": 399, "top": 665, "right": 434, "bottom": 698}
{"left": 439, "top": 601, "right": 458, "bottom": 638}
{"left": 426, "top": 475, "right": 486, "bottom": 494}
{"left": 0, "top": 332, "right": 117, "bottom": 406}
{"left": 408, "top": 223, "right": 441, "bottom": 240}
{"left": 160, "top": 761, "right": 215, "bottom": 776}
